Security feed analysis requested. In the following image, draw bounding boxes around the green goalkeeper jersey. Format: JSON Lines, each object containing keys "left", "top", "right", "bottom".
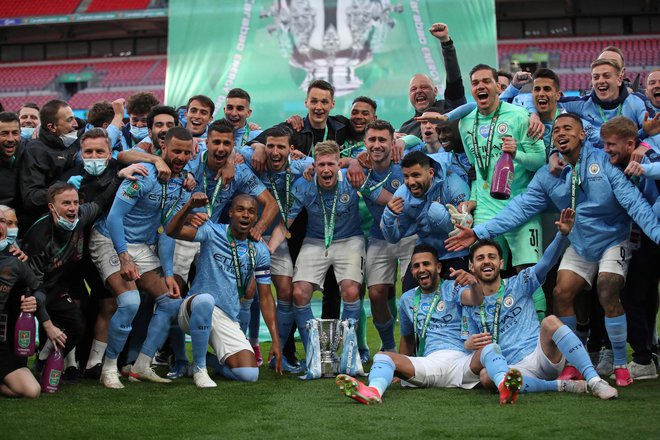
{"left": 459, "top": 101, "right": 545, "bottom": 225}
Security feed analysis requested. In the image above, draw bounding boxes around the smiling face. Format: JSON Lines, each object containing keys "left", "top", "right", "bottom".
{"left": 646, "top": 71, "right": 660, "bottom": 108}
{"left": 408, "top": 74, "right": 437, "bottom": 113}
{"left": 591, "top": 64, "right": 622, "bottom": 102}
{"left": 149, "top": 113, "right": 176, "bottom": 150}
{"left": 411, "top": 251, "right": 442, "bottom": 293}
{"left": 229, "top": 196, "right": 258, "bottom": 237}
{"left": 471, "top": 69, "right": 500, "bottom": 114}
{"left": 224, "top": 97, "right": 252, "bottom": 129}
{"left": 18, "top": 107, "right": 40, "bottom": 128}
{"left": 365, "top": 128, "right": 393, "bottom": 166}
{"left": 0, "top": 120, "right": 20, "bottom": 162}
{"left": 48, "top": 105, "right": 78, "bottom": 136}
{"left": 305, "top": 88, "right": 334, "bottom": 129}
{"left": 206, "top": 130, "right": 234, "bottom": 170}
{"left": 532, "top": 77, "right": 561, "bottom": 116}
{"left": 349, "top": 101, "right": 376, "bottom": 134}
{"left": 49, "top": 189, "right": 79, "bottom": 225}
{"left": 552, "top": 116, "right": 585, "bottom": 163}
{"left": 420, "top": 120, "right": 439, "bottom": 146}
{"left": 402, "top": 163, "right": 434, "bottom": 198}
{"left": 470, "top": 244, "right": 503, "bottom": 284}
{"left": 265, "top": 135, "right": 292, "bottom": 172}
{"left": 315, "top": 153, "right": 340, "bottom": 190}
{"left": 162, "top": 136, "right": 193, "bottom": 176}
{"left": 186, "top": 99, "right": 213, "bottom": 136}
{"left": 602, "top": 133, "right": 634, "bottom": 167}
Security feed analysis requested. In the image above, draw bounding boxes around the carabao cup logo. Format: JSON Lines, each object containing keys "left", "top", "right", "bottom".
{"left": 49, "top": 369, "right": 62, "bottom": 387}
{"left": 18, "top": 330, "right": 31, "bottom": 348}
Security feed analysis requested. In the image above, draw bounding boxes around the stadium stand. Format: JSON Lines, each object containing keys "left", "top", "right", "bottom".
{"left": 0, "top": 93, "right": 60, "bottom": 112}
{"left": 87, "top": 0, "right": 152, "bottom": 13}
{"left": 0, "top": 1, "right": 81, "bottom": 18}
{"left": 67, "top": 89, "right": 164, "bottom": 109}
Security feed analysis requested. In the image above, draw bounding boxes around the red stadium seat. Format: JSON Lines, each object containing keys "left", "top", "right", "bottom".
{"left": 86, "top": 0, "right": 151, "bottom": 13}
{"left": 0, "top": 1, "right": 81, "bottom": 18}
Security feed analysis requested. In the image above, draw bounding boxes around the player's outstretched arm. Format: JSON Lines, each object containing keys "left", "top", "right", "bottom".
{"left": 165, "top": 192, "right": 209, "bottom": 241}
{"left": 450, "top": 268, "right": 483, "bottom": 306}
{"left": 532, "top": 208, "right": 574, "bottom": 283}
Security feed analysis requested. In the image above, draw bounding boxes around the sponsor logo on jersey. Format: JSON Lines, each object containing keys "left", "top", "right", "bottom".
{"left": 479, "top": 125, "right": 489, "bottom": 138}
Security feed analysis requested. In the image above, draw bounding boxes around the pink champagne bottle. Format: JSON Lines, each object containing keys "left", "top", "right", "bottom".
{"left": 40, "top": 349, "right": 64, "bottom": 393}
{"left": 14, "top": 309, "right": 36, "bottom": 356}
{"left": 490, "top": 151, "right": 514, "bottom": 200}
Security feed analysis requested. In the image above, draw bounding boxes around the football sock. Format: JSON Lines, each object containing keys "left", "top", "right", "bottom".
{"left": 521, "top": 376, "right": 556, "bottom": 393}
{"left": 190, "top": 294, "right": 214, "bottom": 369}
{"left": 106, "top": 290, "right": 140, "bottom": 359}
{"left": 238, "top": 298, "right": 253, "bottom": 334}
{"left": 605, "top": 314, "right": 628, "bottom": 366}
{"left": 357, "top": 298, "right": 368, "bottom": 349}
{"left": 248, "top": 293, "right": 260, "bottom": 341}
{"left": 86, "top": 340, "right": 107, "bottom": 369}
{"left": 341, "top": 299, "right": 361, "bottom": 322}
{"left": 369, "top": 353, "right": 395, "bottom": 397}
{"left": 374, "top": 317, "right": 396, "bottom": 351}
{"left": 140, "top": 294, "right": 181, "bottom": 358}
{"left": 552, "top": 324, "right": 598, "bottom": 382}
{"left": 276, "top": 300, "right": 294, "bottom": 350}
{"left": 294, "top": 303, "right": 314, "bottom": 351}
{"left": 480, "top": 343, "right": 508, "bottom": 386}
{"left": 558, "top": 315, "right": 577, "bottom": 332}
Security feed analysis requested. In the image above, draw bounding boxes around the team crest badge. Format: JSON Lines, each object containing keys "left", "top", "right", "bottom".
{"left": 109, "top": 255, "right": 120, "bottom": 266}
{"left": 340, "top": 193, "right": 350, "bottom": 203}
{"left": 436, "top": 301, "right": 445, "bottom": 312}
{"left": 589, "top": 163, "right": 600, "bottom": 175}
{"left": 497, "top": 123, "right": 509, "bottom": 135}
{"left": 503, "top": 295, "right": 514, "bottom": 308}
{"left": 391, "top": 179, "right": 401, "bottom": 189}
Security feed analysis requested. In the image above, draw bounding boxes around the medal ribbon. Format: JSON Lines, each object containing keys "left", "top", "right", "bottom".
{"left": 226, "top": 226, "right": 256, "bottom": 297}
{"left": 160, "top": 177, "right": 185, "bottom": 226}
{"left": 359, "top": 162, "right": 394, "bottom": 197}
{"left": 570, "top": 154, "right": 581, "bottom": 211}
{"left": 318, "top": 182, "right": 338, "bottom": 255}
{"left": 240, "top": 123, "right": 251, "bottom": 147}
{"left": 478, "top": 281, "right": 505, "bottom": 344}
{"left": 471, "top": 102, "right": 502, "bottom": 180}
{"left": 596, "top": 103, "right": 622, "bottom": 123}
{"left": 309, "top": 125, "right": 329, "bottom": 157}
{"left": 412, "top": 282, "right": 443, "bottom": 356}
{"left": 202, "top": 152, "right": 223, "bottom": 217}
{"left": 268, "top": 163, "right": 292, "bottom": 231}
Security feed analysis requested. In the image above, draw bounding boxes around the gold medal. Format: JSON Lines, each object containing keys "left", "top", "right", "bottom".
{"left": 285, "top": 230, "right": 291, "bottom": 239}
{"left": 158, "top": 225, "right": 164, "bottom": 234}
{"left": 324, "top": 249, "right": 329, "bottom": 257}
{"left": 483, "top": 182, "right": 489, "bottom": 190}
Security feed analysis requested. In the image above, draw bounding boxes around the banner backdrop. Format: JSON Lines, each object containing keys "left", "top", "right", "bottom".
{"left": 167, "top": 0, "right": 496, "bottom": 128}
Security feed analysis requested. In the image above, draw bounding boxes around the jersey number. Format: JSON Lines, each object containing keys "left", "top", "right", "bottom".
{"left": 529, "top": 228, "right": 539, "bottom": 248}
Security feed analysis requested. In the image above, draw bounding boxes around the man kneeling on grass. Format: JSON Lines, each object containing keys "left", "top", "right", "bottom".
{"left": 166, "top": 193, "right": 282, "bottom": 388}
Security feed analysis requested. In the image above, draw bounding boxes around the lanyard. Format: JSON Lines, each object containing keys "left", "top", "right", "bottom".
{"left": 359, "top": 163, "right": 393, "bottom": 197}
{"left": 471, "top": 102, "right": 502, "bottom": 180}
{"left": 412, "top": 282, "right": 443, "bottom": 356}
{"left": 201, "top": 152, "right": 223, "bottom": 217}
{"left": 268, "top": 164, "right": 292, "bottom": 238}
{"left": 309, "top": 125, "right": 329, "bottom": 157}
{"left": 596, "top": 103, "right": 622, "bottom": 123}
{"left": 240, "top": 123, "right": 250, "bottom": 147}
{"left": 160, "top": 178, "right": 185, "bottom": 226}
{"left": 478, "top": 281, "right": 505, "bottom": 344}
{"left": 570, "top": 154, "right": 581, "bottom": 211}
{"left": 226, "top": 226, "right": 256, "bottom": 297}
{"left": 318, "top": 182, "right": 339, "bottom": 257}
{"left": 341, "top": 139, "right": 365, "bottom": 158}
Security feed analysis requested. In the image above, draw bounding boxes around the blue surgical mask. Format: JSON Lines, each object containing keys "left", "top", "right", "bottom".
{"left": 21, "top": 127, "right": 35, "bottom": 141}
{"left": 6, "top": 227, "right": 18, "bottom": 245}
{"left": 0, "top": 238, "right": 7, "bottom": 252}
{"left": 83, "top": 158, "right": 108, "bottom": 176}
{"left": 60, "top": 131, "right": 78, "bottom": 147}
{"left": 130, "top": 125, "right": 149, "bottom": 141}
{"left": 55, "top": 213, "right": 79, "bottom": 231}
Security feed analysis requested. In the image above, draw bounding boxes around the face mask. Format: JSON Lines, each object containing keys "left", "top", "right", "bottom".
{"left": 21, "top": 127, "right": 35, "bottom": 141}
{"left": 130, "top": 125, "right": 149, "bottom": 141}
{"left": 60, "top": 131, "right": 78, "bottom": 147}
{"left": 83, "top": 158, "right": 108, "bottom": 176}
{"left": 54, "top": 212, "right": 79, "bottom": 231}
{"left": 0, "top": 238, "right": 7, "bottom": 252}
{"left": 6, "top": 227, "right": 18, "bottom": 245}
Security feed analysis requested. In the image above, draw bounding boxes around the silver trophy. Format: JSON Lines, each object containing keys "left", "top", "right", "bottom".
{"left": 316, "top": 319, "right": 343, "bottom": 377}
{"left": 260, "top": 0, "right": 403, "bottom": 96}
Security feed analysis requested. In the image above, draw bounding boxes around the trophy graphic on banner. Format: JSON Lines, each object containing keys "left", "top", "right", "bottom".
{"left": 260, "top": 0, "right": 403, "bottom": 96}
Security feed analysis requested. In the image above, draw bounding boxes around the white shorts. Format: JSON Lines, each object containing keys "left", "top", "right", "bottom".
{"left": 511, "top": 335, "right": 565, "bottom": 380}
{"left": 366, "top": 235, "right": 417, "bottom": 287}
{"left": 89, "top": 229, "right": 161, "bottom": 282}
{"left": 178, "top": 295, "right": 253, "bottom": 364}
{"left": 172, "top": 239, "right": 200, "bottom": 282}
{"left": 407, "top": 350, "right": 480, "bottom": 389}
{"left": 558, "top": 240, "right": 630, "bottom": 288}
{"left": 292, "top": 236, "right": 366, "bottom": 290}
{"left": 263, "top": 235, "right": 293, "bottom": 277}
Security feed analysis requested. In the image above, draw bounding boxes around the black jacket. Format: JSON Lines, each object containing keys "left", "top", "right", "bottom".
{"left": 251, "top": 115, "right": 347, "bottom": 156}
{"left": 0, "top": 139, "right": 25, "bottom": 208}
